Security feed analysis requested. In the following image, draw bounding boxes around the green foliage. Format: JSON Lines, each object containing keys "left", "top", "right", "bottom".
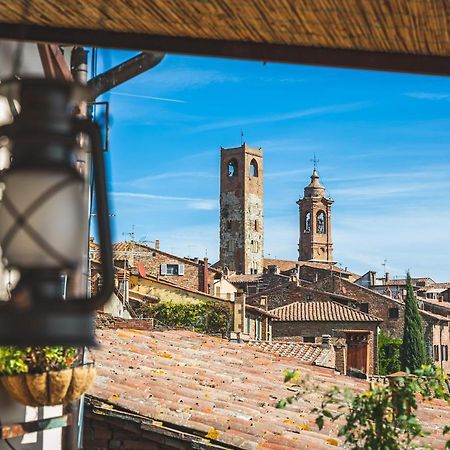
{"left": 0, "top": 347, "right": 79, "bottom": 376}
{"left": 379, "top": 332, "right": 402, "bottom": 375}
{"left": 145, "top": 301, "right": 230, "bottom": 334}
{"left": 401, "top": 273, "right": 427, "bottom": 372}
{"left": 277, "top": 365, "right": 450, "bottom": 450}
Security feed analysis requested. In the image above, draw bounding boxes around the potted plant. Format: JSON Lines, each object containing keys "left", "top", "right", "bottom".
{"left": 0, "top": 346, "right": 96, "bottom": 406}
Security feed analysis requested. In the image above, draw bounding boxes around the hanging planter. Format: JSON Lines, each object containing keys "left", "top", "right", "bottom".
{"left": 0, "top": 346, "right": 96, "bottom": 406}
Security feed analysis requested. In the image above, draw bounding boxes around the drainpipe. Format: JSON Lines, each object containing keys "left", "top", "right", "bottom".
{"left": 202, "top": 257, "right": 209, "bottom": 293}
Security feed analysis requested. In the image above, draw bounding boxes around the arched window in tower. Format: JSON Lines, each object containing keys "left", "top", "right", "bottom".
{"left": 228, "top": 159, "right": 238, "bottom": 177}
{"left": 304, "top": 212, "right": 311, "bottom": 233}
{"left": 317, "top": 211, "right": 326, "bottom": 234}
{"left": 249, "top": 159, "right": 258, "bottom": 177}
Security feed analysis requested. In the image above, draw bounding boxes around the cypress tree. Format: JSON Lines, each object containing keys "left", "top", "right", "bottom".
{"left": 400, "top": 272, "right": 426, "bottom": 371}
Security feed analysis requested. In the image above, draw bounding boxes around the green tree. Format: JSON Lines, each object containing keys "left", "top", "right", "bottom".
{"left": 378, "top": 332, "right": 402, "bottom": 375}
{"left": 400, "top": 273, "right": 426, "bottom": 372}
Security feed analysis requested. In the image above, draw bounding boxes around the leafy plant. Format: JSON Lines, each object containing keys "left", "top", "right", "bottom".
{"left": 0, "top": 346, "right": 80, "bottom": 376}
{"left": 277, "top": 365, "right": 450, "bottom": 450}
{"left": 379, "top": 332, "right": 402, "bottom": 375}
{"left": 145, "top": 301, "right": 230, "bottom": 334}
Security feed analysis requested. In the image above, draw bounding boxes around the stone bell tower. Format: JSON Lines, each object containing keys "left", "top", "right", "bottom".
{"left": 297, "top": 167, "right": 334, "bottom": 262}
{"left": 219, "top": 143, "right": 264, "bottom": 274}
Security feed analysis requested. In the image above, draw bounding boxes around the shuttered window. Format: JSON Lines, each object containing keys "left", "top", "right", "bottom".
{"left": 160, "top": 263, "right": 185, "bottom": 276}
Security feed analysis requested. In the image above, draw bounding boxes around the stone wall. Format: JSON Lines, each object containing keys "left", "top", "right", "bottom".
{"left": 273, "top": 320, "right": 378, "bottom": 374}
{"left": 313, "top": 276, "right": 405, "bottom": 338}
{"left": 117, "top": 251, "right": 216, "bottom": 293}
{"left": 83, "top": 416, "right": 188, "bottom": 450}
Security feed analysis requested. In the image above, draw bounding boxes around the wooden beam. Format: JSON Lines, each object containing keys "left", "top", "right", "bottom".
{"left": 0, "top": 414, "right": 72, "bottom": 439}
{"left": 1, "top": 23, "right": 450, "bottom": 77}
{"left": 37, "top": 43, "right": 72, "bottom": 81}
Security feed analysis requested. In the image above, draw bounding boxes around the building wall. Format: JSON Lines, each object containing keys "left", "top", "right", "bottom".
{"left": 83, "top": 416, "right": 189, "bottom": 450}
{"left": 314, "top": 277, "right": 405, "bottom": 338}
{"left": 273, "top": 320, "right": 378, "bottom": 374}
{"left": 249, "top": 283, "right": 340, "bottom": 311}
{"left": 219, "top": 144, "right": 264, "bottom": 274}
{"left": 129, "top": 275, "right": 233, "bottom": 314}
{"left": 116, "top": 250, "right": 216, "bottom": 293}
{"left": 429, "top": 323, "right": 450, "bottom": 375}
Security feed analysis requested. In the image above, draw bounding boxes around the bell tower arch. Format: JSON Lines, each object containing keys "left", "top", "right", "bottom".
{"left": 297, "top": 167, "right": 334, "bottom": 262}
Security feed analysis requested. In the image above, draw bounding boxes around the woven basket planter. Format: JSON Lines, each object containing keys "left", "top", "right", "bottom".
{"left": 0, "top": 365, "right": 96, "bottom": 406}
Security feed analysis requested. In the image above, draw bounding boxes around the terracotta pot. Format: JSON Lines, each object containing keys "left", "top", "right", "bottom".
{"left": 0, "top": 365, "right": 96, "bottom": 406}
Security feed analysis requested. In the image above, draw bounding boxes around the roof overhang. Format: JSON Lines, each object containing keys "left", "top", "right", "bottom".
{"left": 0, "top": 1, "right": 449, "bottom": 76}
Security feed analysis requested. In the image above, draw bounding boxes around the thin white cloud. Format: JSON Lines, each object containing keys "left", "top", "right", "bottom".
{"left": 111, "top": 191, "right": 218, "bottom": 210}
{"left": 190, "top": 102, "right": 370, "bottom": 132}
{"left": 131, "top": 171, "right": 215, "bottom": 187}
{"left": 404, "top": 92, "right": 450, "bottom": 101}
{"left": 111, "top": 91, "right": 186, "bottom": 104}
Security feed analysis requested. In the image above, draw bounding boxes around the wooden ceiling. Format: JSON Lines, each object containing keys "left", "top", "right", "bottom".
{"left": 0, "top": 0, "right": 449, "bottom": 75}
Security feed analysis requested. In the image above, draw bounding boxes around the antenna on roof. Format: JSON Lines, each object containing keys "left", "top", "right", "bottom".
{"left": 382, "top": 259, "right": 388, "bottom": 272}
{"left": 122, "top": 224, "right": 136, "bottom": 241}
{"left": 240, "top": 129, "right": 244, "bottom": 145}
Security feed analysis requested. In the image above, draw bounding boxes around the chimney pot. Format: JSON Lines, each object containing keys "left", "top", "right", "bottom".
{"left": 155, "top": 239, "right": 160, "bottom": 250}
{"left": 321, "top": 334, "right": 331, "bottom": 348}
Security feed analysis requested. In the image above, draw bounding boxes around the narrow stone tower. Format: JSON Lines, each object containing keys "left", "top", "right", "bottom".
{"left": 297, "top": 167, "right": 334, "bottom": 262}
{"left": 219, "top": 143, "right": 264, "bottom": 274}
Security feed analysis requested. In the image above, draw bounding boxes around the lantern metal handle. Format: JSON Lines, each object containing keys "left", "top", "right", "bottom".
{"left": 65, "top": 118, "right": 114, "bottom": 313}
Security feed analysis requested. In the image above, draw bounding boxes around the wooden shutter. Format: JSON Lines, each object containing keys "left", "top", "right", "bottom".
{"left": 160, "top": 264, "right": 167, "bottom": 275}
{"left": 178, "top": 264, "right": 185, "bottom": 275}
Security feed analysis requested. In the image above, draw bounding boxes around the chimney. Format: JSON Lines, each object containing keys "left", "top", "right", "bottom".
{"left": 155, "top": 239, "right": 160, "bottom": 250}
{"left": 321, "top": 334, "right": 331, "bottom": 348}
{"left": 233, "top": 291, "right": 246, "bottom": 334}
{"left": 385, "top": 272, "right": 390, "bottom": 283}
{"left": 202, "top": 257, "right": 209, "bottom": 293}
{"left": 260, "top": 295, "right": 268, "bottom": 310}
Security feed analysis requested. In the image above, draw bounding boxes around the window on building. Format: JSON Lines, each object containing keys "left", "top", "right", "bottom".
{"left": 388, "top": 308, "right": 399, "bottom": 319}
{"left": 160, "top": 263, "right": 184, "bottom": 276}
{"left": 249, "top": 159, "right": 258, "bottom": 177}
{"left": 245, "top": 314, "right": 251, "bottom": 334}
{"left": 256, "top": 318, "right": 262, "bottom": 340}
{"left": 316, "top": 211, "right": 326, "bottom": 234}
{"left": 227, "top": 221, "right": 232, "bottom": 231}
{"left": 228, "top": 159, "right": 237, "bottom": 177}
{"left": 306, "top": 294, "right": 313, "bottom": 301}
{"left": 254, "top": 220, "right": 259, "bottom": 231}
{"left": 441, "top": 345, "right": 449, "bottom": 362}
{"left": 303, "top": 336, "right": 315, "bottom": 343}
{"left": 360, "top": 303, "right": 369, "bottom": 313}
{"left": 304, "top": 212, "right": 311, "bottom": 233}
{"left": 434, "top": 345, "right": 440, "bottom": 361}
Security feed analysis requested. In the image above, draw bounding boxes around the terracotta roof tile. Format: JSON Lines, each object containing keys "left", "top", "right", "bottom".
{"left": 89, "top": 327, "right": 449, "bottom": 449}
{"left": 248, "top": 341, "right": 334, "bottom": 368}
{"left": 271, "top": 301, "right": 381, "bottom": 322}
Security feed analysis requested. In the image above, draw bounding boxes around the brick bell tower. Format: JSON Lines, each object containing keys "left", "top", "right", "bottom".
{"left": 297, "top": 166, "right": 334, "bottom": 262}
{"left": 219, "top": 143, "right": 264, "bottom": 274}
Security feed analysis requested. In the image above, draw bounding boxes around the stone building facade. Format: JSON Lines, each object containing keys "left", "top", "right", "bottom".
{"left": 270, "top": 300, "right": 381, "bottom": 374}
{"left": 219, "top": 143, "right": 264, "bottom": 274}
{"left": 111, "top": 241, "right": 218, "bottom": 294}
{"left": 297, "top": 168, "right": 334, "bottom": 262}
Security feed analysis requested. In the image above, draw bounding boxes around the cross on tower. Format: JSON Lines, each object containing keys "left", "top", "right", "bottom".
{"left": 310, "top": 153, "right": 319, "bottom": 170}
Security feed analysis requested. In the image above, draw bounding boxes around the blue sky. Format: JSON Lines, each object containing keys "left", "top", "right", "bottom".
{"left": 94, "top": 50, "right": 450, "bottom": 282}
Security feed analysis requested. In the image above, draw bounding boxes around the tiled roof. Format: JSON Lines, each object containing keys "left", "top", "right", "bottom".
{"left": 248, "top": 341, "right": 335, "bottom": 369}
{"left": 89, "top": 326, "right": 450, "bottom": 449}
{"left": 271, "top": 301, "right": 381, "bottom": 322}
{"left": 264, "top": 258, "right": 359, "bottom": 278}
{"left": 227, "top": 274, "right": 262, "bottom": 283}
